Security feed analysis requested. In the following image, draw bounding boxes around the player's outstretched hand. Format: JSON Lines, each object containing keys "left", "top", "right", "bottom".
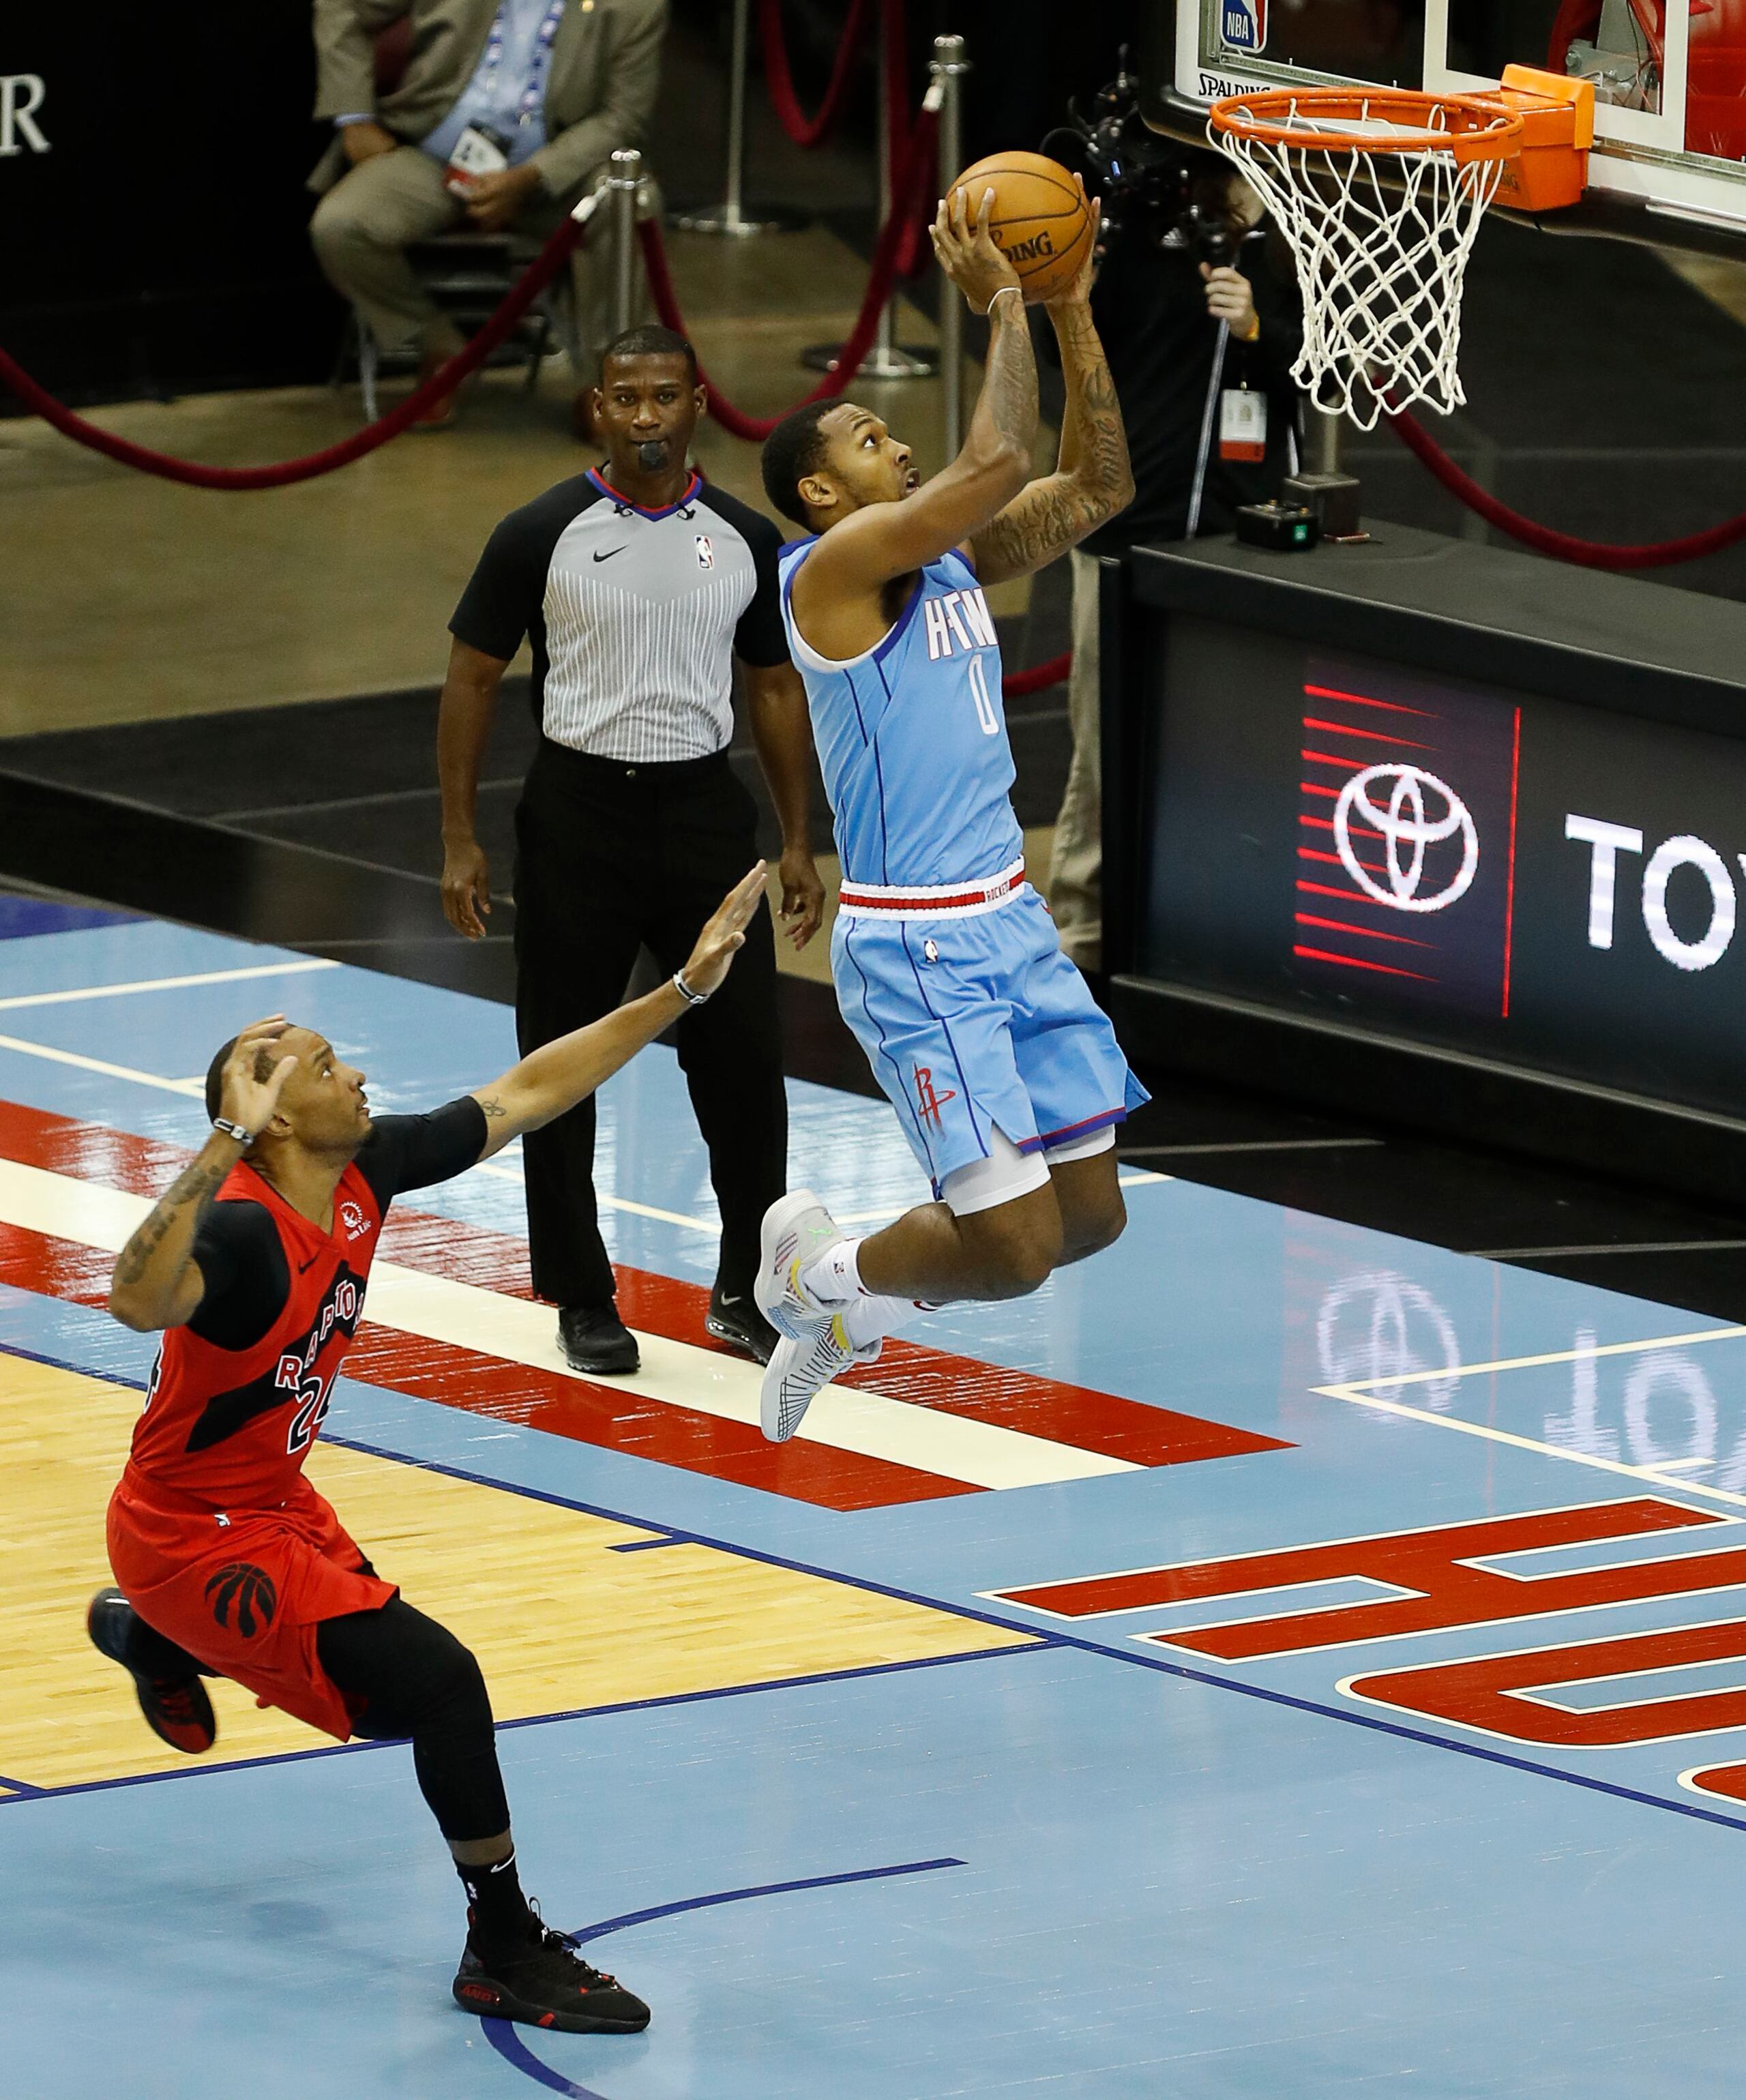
{"left": 219, "top": 1017, "right": 297, "bottom": 1138}
{"left": 1045, "top": 180, "right": 1101, "bottom": 314}
{"left": 930, "top": 183, "right": 1023, "bottom": 317}
{"left": 681, "top": 863, "right": 769, "bottom": 999}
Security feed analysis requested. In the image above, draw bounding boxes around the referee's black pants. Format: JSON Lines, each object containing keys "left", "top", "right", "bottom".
{"left": 512, "top": 739, "right": 786, "bottom": 1311}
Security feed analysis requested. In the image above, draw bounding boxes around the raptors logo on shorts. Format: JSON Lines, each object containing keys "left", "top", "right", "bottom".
{"left": 205, "top": 1561, "right": 278, "bottom": 1637}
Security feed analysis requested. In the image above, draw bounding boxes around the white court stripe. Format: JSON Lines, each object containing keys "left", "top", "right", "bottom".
{"left": 1313, "top": 1376, "right": 1746, "bottom": 1515}
{"left": 0, "top": 1035, "right": 206, "bottom": 1096}
{"left": 469, "top": 1157, "right": 720, "bottom": 1235}
{"left": 0, "top": 958, "right": 339, "bottom": 1014}
{"left": 1323, "top": 1327, "right": 1746, "bottom": 1393}
{"left": 0, "top": 1159, "right": 1137, "bottom": 1493}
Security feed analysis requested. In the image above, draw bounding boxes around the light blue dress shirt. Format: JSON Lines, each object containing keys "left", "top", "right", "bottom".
{"left": 419, "top": 0, "right": 566, "bottom": 168}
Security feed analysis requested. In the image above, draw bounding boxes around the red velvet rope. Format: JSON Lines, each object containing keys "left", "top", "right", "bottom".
{"left": 0, "top": 214, "right": 584, "bottom": 491}
{"left": 1002, "top": 652, "right": 1071, "bottom": 697}
{"left": 757, "top": 0, "right": 874, "bottom": 150}
{"left": 638, "top": 104, "right": 938, "bottom": 443}
{"left": 1387, "top": 407, "right": 1746, "bottom": 572}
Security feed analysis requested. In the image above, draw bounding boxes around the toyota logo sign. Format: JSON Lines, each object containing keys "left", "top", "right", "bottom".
{"left": 1333, "top": 764, "right": 1479, "bottom": 914}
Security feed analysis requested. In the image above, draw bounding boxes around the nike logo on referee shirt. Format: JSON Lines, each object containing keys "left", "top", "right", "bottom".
{"left": 593, "top": 547, "right": 625, "bottom": 563}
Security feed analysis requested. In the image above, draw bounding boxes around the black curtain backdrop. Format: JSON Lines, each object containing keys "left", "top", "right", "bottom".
{"left": 0, "top": 2, "right": 340, "bottom": 406}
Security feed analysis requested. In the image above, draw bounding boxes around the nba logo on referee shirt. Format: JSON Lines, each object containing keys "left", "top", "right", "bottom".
{"left": 1222, "top": 0, "right": 1265, "bottom": 50}
{"left": 695, "top": 535, "right": 714, "bottom": 570}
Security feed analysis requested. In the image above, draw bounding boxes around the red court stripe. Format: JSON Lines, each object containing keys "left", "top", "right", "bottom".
{"left": 0, "top": 1216, "right": 969, "bottom": 1513}
{"left": 342, "top": 1319, "right": 971, "bottom": 1511}
{"left": 0, "top": 1099, "right": 1290, "bottom": 1481}
{"left": 373, "top": 1211, "right": 1280, "bottom": 1472}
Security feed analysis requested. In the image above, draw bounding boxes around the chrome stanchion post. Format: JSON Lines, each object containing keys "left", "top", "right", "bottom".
{"left": 933, "top": 33, "right": 970, "bottom": 455}
{"left": 672, "top": 0, "right": 808, "bottom": 235}
{"left": 610, "top": 149, "right": 642, "bottom": 335}
{"left": 803, "top": 22, "right": 938, "bottom": 376}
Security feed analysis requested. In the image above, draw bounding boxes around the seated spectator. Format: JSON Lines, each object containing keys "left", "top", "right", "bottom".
{"left": 309, "top": 0, "right": 666, "bottom": 430}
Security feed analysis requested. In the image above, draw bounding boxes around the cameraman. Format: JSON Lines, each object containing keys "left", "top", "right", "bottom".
{"left": 1047, "top": 149, "right": 1304, "bottom": 975}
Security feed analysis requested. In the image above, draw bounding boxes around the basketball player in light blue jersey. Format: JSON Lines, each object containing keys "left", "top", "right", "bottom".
{"left": 753, "top": 181, "right": 1143, "bottom": 1442}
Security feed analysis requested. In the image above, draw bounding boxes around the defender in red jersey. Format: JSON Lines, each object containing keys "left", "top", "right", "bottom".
{"left": 87, "top": 863, "right": 766, "bottom": 2037}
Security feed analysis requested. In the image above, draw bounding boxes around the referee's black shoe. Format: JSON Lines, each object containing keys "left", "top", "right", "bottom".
{"left": 87, "top": 1588, "right": 217, "bottom": 1756}
{"left": 453, "top": 1913, "right": 651, "bottom": 2034}
{"left": 705, "top": 1284, "right": 778, "bottom": 1366}
{"left": 558, "top": 1303, "right": 640, "bottom": 1376}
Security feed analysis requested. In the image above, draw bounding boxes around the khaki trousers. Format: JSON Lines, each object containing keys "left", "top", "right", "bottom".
{"left": 1046, "top": 548, "right": 1104, "bottom": 973}
{"left": 309, "top": 144, "right": 630, "bottom": 367}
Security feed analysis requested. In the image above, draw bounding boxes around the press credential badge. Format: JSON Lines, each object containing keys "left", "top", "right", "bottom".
{"left": 1219, "top": 385, "right": 1267, "bottom": 462}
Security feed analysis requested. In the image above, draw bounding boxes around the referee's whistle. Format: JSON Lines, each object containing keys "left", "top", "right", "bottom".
{"left": 637, "top": 439, "right": 668, "bottom": 472}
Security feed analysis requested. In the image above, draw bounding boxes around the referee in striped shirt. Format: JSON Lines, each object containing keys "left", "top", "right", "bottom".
{"left": 437, "top": 325, "right": 824, "bottom": 1375}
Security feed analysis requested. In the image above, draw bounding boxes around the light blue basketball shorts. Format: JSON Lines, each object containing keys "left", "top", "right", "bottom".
{"left": 831, "top": 883, "right": 1149, "bottom": 1202}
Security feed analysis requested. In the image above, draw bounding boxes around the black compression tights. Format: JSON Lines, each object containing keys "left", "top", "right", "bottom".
{"left": 120, "top": 1593, "right": 509, "bottom": 1844}
{"left": 315, "top": 1599, "right": 510, "bottom": 1843}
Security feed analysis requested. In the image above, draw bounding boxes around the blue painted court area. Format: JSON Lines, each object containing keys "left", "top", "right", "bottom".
{"left": 4, "top": 917, "right": 1746, "bottom": 2097}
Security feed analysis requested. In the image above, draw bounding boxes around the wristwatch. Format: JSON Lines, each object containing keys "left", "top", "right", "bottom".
{"left": 211, "top": 1118, "right": 256, "bottom": 1147}
{"left": 671, "top": 970, "right": 710, "bottom": 1008}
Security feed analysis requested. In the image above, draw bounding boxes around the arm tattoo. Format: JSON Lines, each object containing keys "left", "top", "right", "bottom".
{"left": 973, "top": 307, "right": 1132, "bottom": 583}
{"left": 476, "top": 1095, "right": 507, "bottom": 1119}
{"left": 977, "top": 301, "right": 1039, "bottom": 460}
{"left": 113, "top": 1156, "right": 231, "bottom": 1290}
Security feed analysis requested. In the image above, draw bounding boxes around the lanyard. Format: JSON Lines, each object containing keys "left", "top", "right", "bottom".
{"left": 480, "top": 0, "right": 567, "bottom": 128}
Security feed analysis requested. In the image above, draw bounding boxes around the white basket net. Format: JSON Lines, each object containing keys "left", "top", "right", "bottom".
{"left": 1211, "top": 98, "right": 1508, "bottom": 430}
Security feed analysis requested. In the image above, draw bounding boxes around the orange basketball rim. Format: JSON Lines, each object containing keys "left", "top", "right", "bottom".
{"left": 1205, "top": 69, "right": 1594, "bottom": 427}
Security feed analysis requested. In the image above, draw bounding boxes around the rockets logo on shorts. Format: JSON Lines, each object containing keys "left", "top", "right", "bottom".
{"left": 914, "top": 1064, "right": 958, "bottom": 1131}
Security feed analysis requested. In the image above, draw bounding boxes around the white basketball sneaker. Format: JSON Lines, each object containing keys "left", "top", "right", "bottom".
{"left": 760, "top": 1312, "right": 876, "bottom": 1444}
{"left": 754, "top": 1189, "right": 847, "bottom": 1342}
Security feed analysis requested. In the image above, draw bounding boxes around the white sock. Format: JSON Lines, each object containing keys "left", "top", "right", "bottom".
{"left": 840, "top": 1292, "right": 918, "bottom": 1352}
{"left": 800, "top": 1236, "right": 868, "bottom": 1307}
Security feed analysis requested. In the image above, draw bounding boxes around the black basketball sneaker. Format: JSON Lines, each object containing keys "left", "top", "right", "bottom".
{"left": 86, "top": 1588, "right": 217, "bottom": 1756}
{"left": 452, "top": 1912, "right": 651, "bottom": 2034}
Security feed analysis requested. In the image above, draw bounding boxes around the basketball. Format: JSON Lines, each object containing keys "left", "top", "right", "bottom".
{"left": 947, "top": 151, "right": 1093, "bottom": 304}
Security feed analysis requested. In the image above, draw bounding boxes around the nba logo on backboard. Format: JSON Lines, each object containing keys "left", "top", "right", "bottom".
{"left": 1221, "top": 0, "right": 1265, "bottom": 51}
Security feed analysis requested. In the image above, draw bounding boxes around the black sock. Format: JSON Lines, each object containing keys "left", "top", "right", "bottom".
{"left": 458, "top": 1846, "right": 533, "bottom": 1959}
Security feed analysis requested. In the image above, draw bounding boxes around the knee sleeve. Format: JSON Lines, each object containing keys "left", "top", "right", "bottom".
{"left": 316, "top": 1601, "right": 508, "bottom": 1843}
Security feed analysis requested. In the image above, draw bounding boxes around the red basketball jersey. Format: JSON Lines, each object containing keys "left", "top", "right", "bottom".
{"left": 127, "top": 1159, "right": 385, "bottom": 1509}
